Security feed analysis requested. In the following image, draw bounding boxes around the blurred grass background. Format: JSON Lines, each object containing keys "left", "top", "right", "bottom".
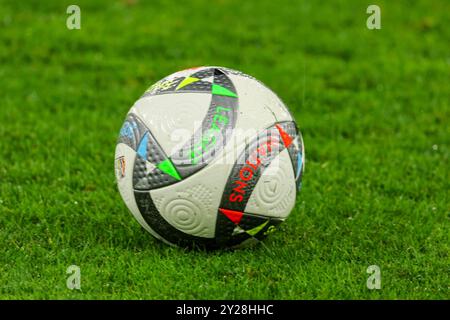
{"left": 0, "top": 0, "right": 448, "bottom": 299}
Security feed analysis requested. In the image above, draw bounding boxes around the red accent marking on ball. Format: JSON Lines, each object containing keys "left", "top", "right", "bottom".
{"left": 276, "top": 124, "right": 293, "bottom": 147}
{"left": 219, "top": 208, "right": 244, "bottom": 224}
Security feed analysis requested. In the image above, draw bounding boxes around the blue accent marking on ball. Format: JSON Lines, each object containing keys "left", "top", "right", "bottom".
{"left": 120, "top": 121, "right": 137, "bottom": 139}
{"left": 137, "top": 132, "right": 149, "bottom": 160}
{"left": 295, "top": 151, "right": 302, "bottom": 180}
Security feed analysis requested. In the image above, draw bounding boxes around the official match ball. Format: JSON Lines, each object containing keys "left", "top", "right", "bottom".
{"left": 115, "top": 66, "right": 305, "bottom": 249}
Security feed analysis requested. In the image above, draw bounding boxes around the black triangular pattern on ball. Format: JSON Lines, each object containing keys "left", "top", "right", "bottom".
{"left": 238, "top": 212, "right": 269, "bottom": 231}
{"left": 214, "top": 211, "right": 239, "bottom": 246}
{"left": 171, "top": 76, "right": 239, "bottom": 176}
{"left": 214, "top": 212, "right": 285, "bottom": 247}
{"left": 277, "top": 121, "right": 305, "bottom": 192}
{"left": 213, "top": 68, "right": 237, "bottom": 93}
{"left": 190, "top": 68, "right": 214, "bottom": 79}
{"left": 177, "top": 80, "right": 212, "bottom": 92}
{"left": 131, "top": 115, "right": 177, "bottom": 190}
{"left": 133, "top": 155, "right": 179, "bottom": 190}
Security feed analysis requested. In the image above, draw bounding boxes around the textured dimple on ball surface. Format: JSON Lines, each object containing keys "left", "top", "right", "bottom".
{"left": 134, "top": 190, "right": 218, "bottom": 248}
{"left": 152, "top": 184, "right": 213, "bottom": 237}
{"left": 245, "top": 149, "right": 296, "bottom": 218}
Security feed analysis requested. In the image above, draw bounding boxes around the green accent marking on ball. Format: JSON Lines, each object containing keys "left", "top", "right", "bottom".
{"left": 176, "top": 77, "right": 200, "bottom": 90}
{"left": 211, "top": 84, "right": 237, "bottom": 97}
{"left": 157, "top": 159, "right": 181, "bottom": 180}
{"left": 245, "top": 220, "right": 269, "bottom": 236}
{"left": 189, "top": 105, "right": 232, "bottom": 164}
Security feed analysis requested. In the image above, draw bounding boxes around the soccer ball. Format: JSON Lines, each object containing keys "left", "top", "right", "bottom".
{"left": 115, "top": 66, "right": 305, "bottom": 249}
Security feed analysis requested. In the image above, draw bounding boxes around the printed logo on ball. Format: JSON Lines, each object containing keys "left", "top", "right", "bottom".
{"left": 115, "top": 156, "right": 126, "bottom": 179}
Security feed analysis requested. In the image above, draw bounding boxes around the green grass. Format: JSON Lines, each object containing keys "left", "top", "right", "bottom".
{"left": 0, "top": 0, "right": 448, "bottom": 299}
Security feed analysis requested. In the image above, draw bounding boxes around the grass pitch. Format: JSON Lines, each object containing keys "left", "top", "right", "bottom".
{"left": 0, "top": 0, "right": 448, "bottom": 299}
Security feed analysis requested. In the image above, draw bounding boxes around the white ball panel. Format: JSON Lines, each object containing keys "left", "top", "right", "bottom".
{"left": 153, "top": 184, "right": 212, "bottom": 237}
{"left": 232, "top": 73, "right": 279, "bottom": 130}
{"left": 264, "top": 88, "right": 295, "bottom": 123}
{"left": 229, "top": 71, "right": 293, "bottom": 122}
{"left": 129, "top": 92, "right": 211, "bottom": 158}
